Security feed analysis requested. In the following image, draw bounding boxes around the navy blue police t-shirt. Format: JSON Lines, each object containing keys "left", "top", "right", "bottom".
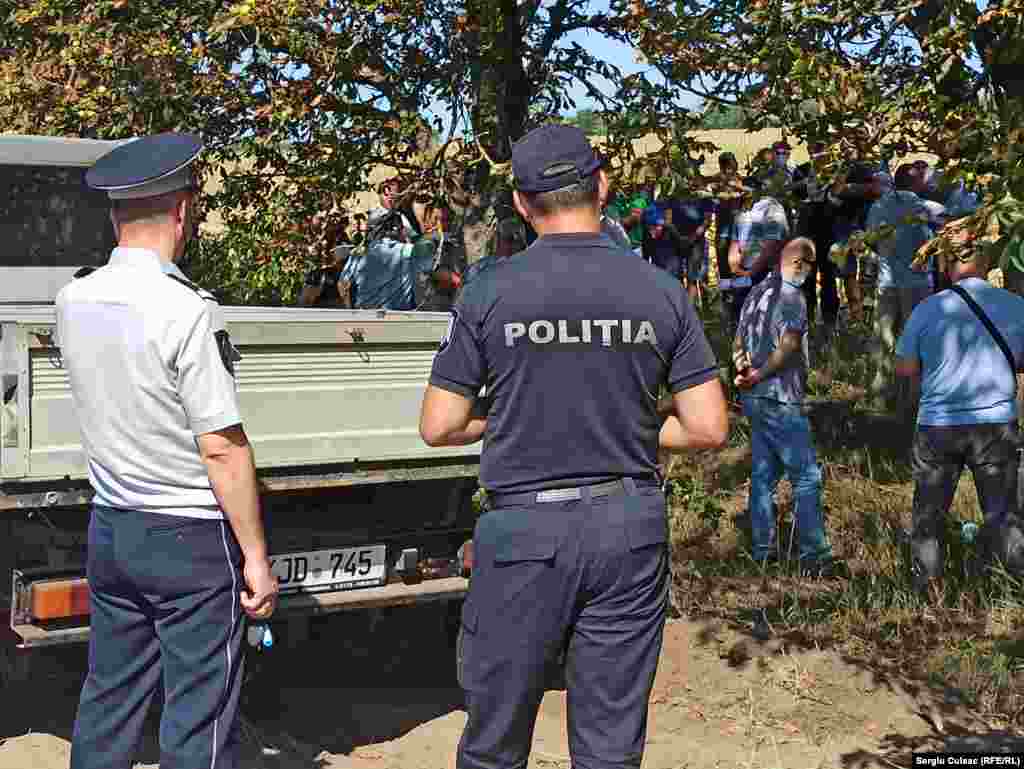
{"left": 428, "top": 231, "right": 719, "bottom": 494}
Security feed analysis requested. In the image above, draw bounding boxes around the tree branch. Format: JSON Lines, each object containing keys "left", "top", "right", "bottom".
{"left": 972, "top": 0, "right": 1023, "bottom": 99}
{"left": 532, "top": 0, "right": 572, "bottom": 68}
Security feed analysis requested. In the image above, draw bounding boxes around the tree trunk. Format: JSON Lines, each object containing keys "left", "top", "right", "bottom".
{"left": 493, "top": 0, "right": 530, "bottom": 161}
{"left": 454, "top": 0, "right": 531, "bottom": 265}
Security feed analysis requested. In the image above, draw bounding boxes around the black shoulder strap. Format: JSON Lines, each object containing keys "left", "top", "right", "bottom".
{"left": 165, "top": 273, "right": 219, "bottom": 303}
{"left": 950, "top": 284, "right": 1017, "bottom": 377}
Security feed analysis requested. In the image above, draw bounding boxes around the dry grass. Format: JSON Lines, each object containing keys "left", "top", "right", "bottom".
{"left": 666, "top": 300, "right": 1024, "bottom": 727}
{"left": 592, "top": 128, "right": 810, "bottom": 175}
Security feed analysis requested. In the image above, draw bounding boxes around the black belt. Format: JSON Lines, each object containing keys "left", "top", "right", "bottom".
{"left": 486, "top": 477, "right": 660, "bottom": 510}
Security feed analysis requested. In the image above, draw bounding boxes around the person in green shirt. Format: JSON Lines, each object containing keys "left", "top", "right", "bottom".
{"left": 607, "top": 179, "right": 655, "bottom": 255}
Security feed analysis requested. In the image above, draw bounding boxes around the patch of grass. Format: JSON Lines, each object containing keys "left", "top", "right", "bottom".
{"left": 670, "top": 302, "right": 1024, "bottom": 725}
{"left": 930, "top": 635, "right": 1024, "bottom": 715}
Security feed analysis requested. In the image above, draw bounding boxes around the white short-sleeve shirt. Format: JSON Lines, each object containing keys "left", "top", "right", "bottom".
{"left": 55, "top": 247, "right": 242, "bottom": 518}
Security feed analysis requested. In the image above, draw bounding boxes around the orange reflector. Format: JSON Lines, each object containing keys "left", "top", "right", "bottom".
{"left": 30, "top": 578, "right": 91, "bottom": 621}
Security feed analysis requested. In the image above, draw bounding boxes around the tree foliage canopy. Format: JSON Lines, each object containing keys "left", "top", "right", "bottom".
{"left": 1, "top": 0, "right": 1021, "bottom": 300}
{"left": 627, "top": 0, "right": 1024, "bottom": 267}
{"left": 0, "top": 0, "right": 706, "bottom": 304}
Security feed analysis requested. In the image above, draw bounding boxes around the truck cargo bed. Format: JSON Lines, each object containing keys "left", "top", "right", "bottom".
{"left": 1, "top": 307, "right": 480, "bottom": 485}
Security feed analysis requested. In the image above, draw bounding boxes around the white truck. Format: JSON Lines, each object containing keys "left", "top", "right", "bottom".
{"left": 0, "top": 136, "right": 481, "bottom": 681}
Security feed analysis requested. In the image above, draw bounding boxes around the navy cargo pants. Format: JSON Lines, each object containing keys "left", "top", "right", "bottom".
{"left": 457, "top": 478, "right": 669, "bottom": 769}
{"left": 71, "top": 505, "right": 245, "bottom": 769}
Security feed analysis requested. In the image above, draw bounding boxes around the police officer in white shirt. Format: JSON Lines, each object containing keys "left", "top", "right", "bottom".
{"left": 56, "top": 133, "right": 278, "bottom": 769}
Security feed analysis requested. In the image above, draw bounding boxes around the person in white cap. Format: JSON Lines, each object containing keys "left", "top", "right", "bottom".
{"left": 56, "top": 132, "right": 277, "bottom": 769}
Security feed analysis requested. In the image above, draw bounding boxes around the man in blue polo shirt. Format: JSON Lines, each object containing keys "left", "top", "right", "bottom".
{"left": 418, "top": 123, "right": 728, "bottom": 769}
{"left": 896, "top": 247, "right": 1024, "bottom": 593}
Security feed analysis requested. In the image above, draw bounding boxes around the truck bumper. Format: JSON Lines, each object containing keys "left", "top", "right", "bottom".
{"left": 9, "top": 576, "right": 469, "bottom": 649}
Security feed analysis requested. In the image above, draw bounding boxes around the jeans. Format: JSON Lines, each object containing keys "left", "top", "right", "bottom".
{"left": 742, "top": 397, "right": 832, "bottom": 561}
{"left": 910, "top": 422, "right": 1024, "bottom": 585}
{"left": 870, "top": 285, "right": 931, "bottom": 405}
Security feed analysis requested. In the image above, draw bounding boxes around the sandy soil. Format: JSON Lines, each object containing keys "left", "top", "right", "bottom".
{"left": 0, "top": 604, "right": 998, "bottom": 769}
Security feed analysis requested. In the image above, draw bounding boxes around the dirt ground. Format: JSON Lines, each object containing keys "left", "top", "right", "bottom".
{"left": 0, "top": 604, "right": 1000, "bottom": 769}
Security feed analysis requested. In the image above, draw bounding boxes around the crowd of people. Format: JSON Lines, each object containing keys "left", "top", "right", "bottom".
{"left": 300, "top": 137, "right": 1024, "bottom": 588}
{"left": 51, "top": 124, "right": 1024, "bottom": 769}
{"left": 596, "top": 139, "right": 1024, "bottom": 589}
{"left": 297, "top": 177, "right": 463, "bottom": 312}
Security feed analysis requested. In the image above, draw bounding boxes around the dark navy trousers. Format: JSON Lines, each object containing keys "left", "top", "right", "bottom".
{"left": 71, "top": 505, "right": 245, "bottom": 769}
{"left": 457, "top": 480, "right": 669, "bottom": 769}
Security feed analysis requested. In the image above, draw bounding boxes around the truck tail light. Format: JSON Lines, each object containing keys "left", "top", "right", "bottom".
{"left": 458, "top": 539, "right": 474, "bottom": 577}
{"left": 30, "top": 578, "right": 91, "bottom": 621}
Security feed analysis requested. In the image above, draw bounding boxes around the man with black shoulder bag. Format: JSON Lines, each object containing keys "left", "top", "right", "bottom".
{"left": 895, "top": 243, "right": 1024, "bottom": 593}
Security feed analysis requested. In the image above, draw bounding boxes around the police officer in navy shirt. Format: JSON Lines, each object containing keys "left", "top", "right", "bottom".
{"left": 419, "top": 124, "right": 728, "bottom": 769}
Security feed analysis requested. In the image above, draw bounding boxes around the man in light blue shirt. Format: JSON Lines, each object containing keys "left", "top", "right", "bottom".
{"left": 726, "top": 192, "right": 789, "bottom": 332}
{"left": 344, "top": 209, "right": 419, "bottom": 310}
{"left": 734, "top": 236, "right": 834, "bottom": 574}
{"left": 896, "top": 248, "right": 1024, "bottom": 592}
{"left": 866, "top": 163, "right": 943, "bottom": 407}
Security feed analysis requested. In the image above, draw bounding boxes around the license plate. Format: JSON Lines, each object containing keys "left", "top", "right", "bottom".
{"left": 270, "top": 545, "right": 387, "bottom": 594}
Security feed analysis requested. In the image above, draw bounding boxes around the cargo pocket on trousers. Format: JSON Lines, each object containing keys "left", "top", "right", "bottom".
{"left": 626, "top": 514, "right": 668, "bottom": 551}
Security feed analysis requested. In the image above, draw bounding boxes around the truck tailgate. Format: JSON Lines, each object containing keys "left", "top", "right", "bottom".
{"left": 1, "top": 307, "right": 481, "bottom": 483}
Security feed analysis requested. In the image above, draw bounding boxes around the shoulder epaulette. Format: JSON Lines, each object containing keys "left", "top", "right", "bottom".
{"left": 166, "top": 273, "right": 202, "bottom": 294}
{"left": 166, "top": 273, "right": 218, "bottom": 302}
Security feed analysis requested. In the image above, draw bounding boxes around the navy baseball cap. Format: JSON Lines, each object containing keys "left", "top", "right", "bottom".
{"left": 87, "top": 132, "right": 203, "bottom": 200}
{"left": 512, "top": 124, "right": 604, "bottom": 193}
